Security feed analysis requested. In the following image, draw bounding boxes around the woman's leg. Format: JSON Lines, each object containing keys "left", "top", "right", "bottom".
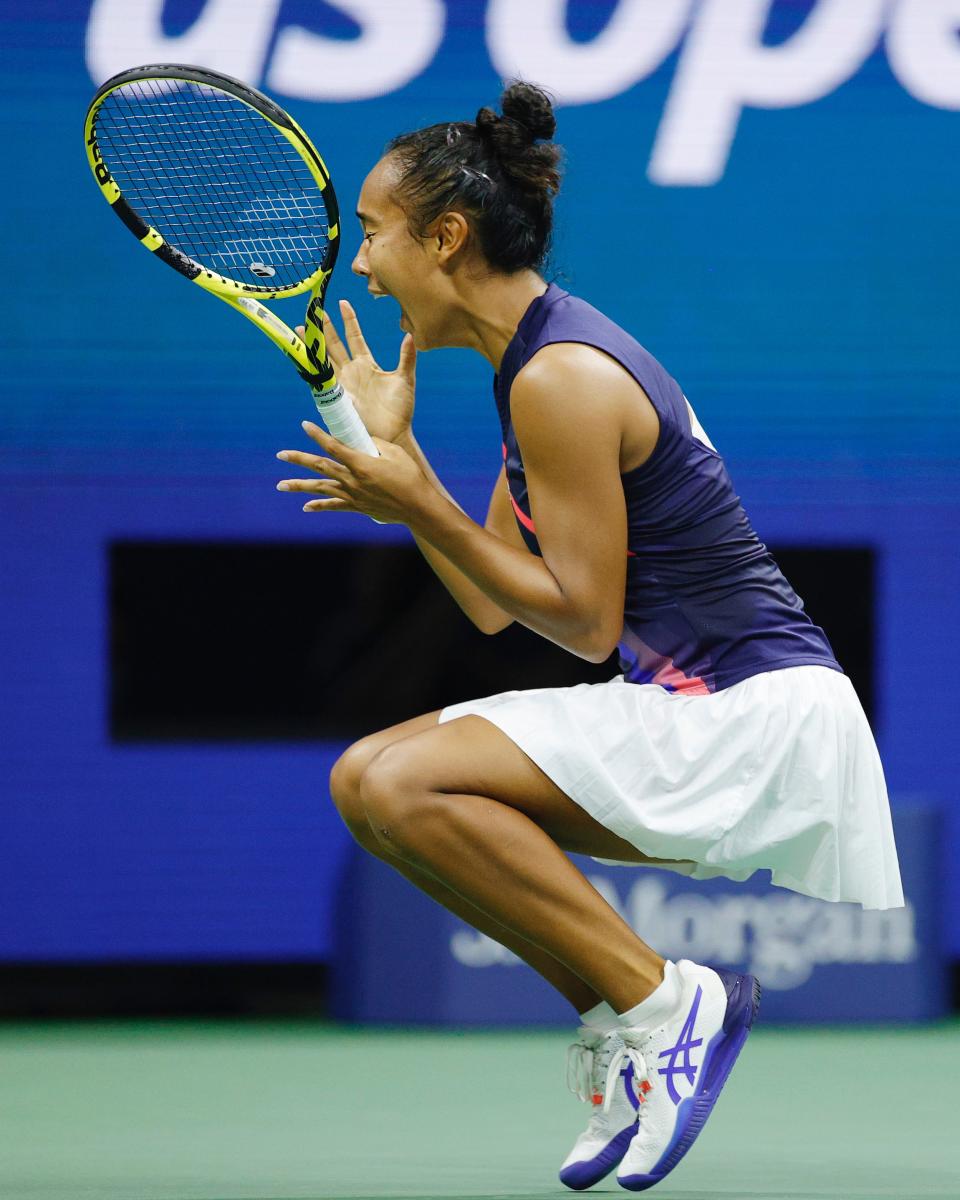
{"left": 330, "top": 711, "right": 603, "bottom": 1012}
{"left": 353, "top": 714, "right": 687, "bottom": 1013}
{"left": 338, "top": 713, "right": 758, "bottom": 1194}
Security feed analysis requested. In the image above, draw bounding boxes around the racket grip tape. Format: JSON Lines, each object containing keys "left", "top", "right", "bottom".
{"left": 311, "top": 387, "right": 379, "bottom": 457}
{"left": 310, "top": 385, "right": 384, "bottom": 524}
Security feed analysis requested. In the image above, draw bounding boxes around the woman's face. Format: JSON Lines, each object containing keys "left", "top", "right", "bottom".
{"left": 350, "top": 156, "right": 454, "bottom": 350}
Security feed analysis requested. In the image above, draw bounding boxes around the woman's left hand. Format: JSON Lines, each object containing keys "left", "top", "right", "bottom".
{"left": 275, "top": 420, "right": 434, "bottom": 526}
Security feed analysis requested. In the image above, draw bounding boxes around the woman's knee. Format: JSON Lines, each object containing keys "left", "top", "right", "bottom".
{"left": 329, "top": 738, "right": 382, "bottom": 842}
{"left": 328, "top": 711, "right": 442, "bottom": 836}
{"left": 359, "top": 742, "right": 442, "bottom": 857}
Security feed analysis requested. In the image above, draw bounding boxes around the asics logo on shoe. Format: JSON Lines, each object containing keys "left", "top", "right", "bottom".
{"left": 657, "top": 984, "right": 705, "bottom": 1105}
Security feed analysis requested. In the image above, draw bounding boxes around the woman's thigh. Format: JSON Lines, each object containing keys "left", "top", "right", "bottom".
{"left": 361, "top": 713, "right": 689, "bottom": 866}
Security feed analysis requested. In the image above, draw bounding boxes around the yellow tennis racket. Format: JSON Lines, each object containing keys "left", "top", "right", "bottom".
{"left": 84, "top": 63, "right": 377, "bottom": 455}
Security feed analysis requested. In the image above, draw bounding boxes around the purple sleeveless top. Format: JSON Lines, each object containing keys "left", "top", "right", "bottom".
{"left": 495, "top": 284, "right": 840, "bottom": 693}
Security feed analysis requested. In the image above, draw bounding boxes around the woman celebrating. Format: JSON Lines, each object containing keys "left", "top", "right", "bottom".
{"left": 276, "top": 82, "right": 903, "bottom": 1192}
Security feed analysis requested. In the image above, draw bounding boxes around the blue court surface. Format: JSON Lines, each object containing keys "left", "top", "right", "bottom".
{"left": 2, "top": 1018, "right": 957, "bottom": 1199}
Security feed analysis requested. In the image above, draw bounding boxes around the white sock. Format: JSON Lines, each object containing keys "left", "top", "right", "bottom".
{"left": 578, "top": 999, "right": 620, "bottom": 1033}
{"left": 617, "top": 960, "right": 682, "bottom": 1031}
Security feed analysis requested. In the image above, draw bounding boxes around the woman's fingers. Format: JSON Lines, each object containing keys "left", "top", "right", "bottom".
{"left": 339, "top": 299, "right": 373, "bottom": 361}
{"left": 276, "top": 450, "right": 347, "bottom": 478}
{"left": 303, "top": 497, "right": 355, "bottom": 512}
{"left": 276, "top": 443, "right": 352, "bottom": 496}
{"left": 396, "top": 333, "right": 417, "bottom": 386}
{"left": 276, "top": 476, "right": 350, "bottom": 495}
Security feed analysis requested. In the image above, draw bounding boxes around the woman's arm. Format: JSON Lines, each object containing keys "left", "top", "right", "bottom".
{"left": 402, "top": 344, "right": 654, "bottom": 661}
{"left": 281, "top": 342, "right": 657, "bottom": 662}
{"left": 396, "top": 432, "right": 521, "bottom": 634}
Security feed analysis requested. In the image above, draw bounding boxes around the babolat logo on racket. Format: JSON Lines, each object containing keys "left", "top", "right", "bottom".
{"left": 86, "top": 128, "right": 111, "bottom": 185}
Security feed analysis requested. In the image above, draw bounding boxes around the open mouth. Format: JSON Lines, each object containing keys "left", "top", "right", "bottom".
{"left": 367, "top": 285, "right": 405, "bottom": 326}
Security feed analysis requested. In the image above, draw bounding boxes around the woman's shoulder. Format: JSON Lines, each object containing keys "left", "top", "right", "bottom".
{"left": 534, "top": 287, "right": 662, "bottom": 370}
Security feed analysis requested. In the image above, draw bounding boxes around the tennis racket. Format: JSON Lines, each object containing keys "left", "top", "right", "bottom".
{"left": 84, "top": 62, "right": 377, "bottom": 456}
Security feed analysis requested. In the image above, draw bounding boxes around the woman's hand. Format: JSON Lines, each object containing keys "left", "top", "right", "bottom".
{"left": 276, "top": 420, "right": 436, "bottom": 526}
{"left": 300, "top": 299, "right": 416, "bottom": 443}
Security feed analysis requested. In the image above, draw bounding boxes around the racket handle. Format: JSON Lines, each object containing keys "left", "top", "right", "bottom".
{"left": 311, "top": 385, "right": 379, "bottom": 457}
{"left": 310, "top": 383, "right": 384, "bottom": 524}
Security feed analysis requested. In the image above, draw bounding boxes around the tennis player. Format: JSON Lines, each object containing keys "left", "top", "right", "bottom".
{"left": 276, "top": 82, "right": 904, "bottom": 1192}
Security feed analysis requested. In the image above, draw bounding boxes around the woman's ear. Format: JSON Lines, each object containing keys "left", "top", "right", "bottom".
{"left": 434, "top": 210, "right": 470, "bottom": 265}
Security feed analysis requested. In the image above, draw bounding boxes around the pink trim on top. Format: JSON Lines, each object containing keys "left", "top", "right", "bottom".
{"left": 503, "top": 441, "right": 537, "bottom": 532}
{"left": 650, "top": 662, "right": 711, "bottom": 695}
{"left": 619, "top": 626, "right": 712, "bottom": 694}
{"left": 509, "top": 491, "right": 537, "bottom": 533}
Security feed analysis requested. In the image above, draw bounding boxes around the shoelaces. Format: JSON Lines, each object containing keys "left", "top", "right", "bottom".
{"left": 566, "top": 1029, "right": 613, "bottom": 1103}
{"left": 601, "top": 1038, "right": 650, "bottom": 1113}
{"left": 566, "top": 1027, "right": 654, "bottom": 1124}
{"left": 566, "top": 1028, "right": 651, "bottom": 1112}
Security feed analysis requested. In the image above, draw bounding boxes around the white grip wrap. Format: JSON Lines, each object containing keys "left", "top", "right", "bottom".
{"left": 311, "top": 385, "right": 378, "bottom": 457}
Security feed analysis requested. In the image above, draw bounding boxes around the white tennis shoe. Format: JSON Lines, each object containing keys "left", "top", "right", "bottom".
{"left": 615, "top": 959, "right": 761, "bottom": 1191}
{"left": 558, "top": 1026, "right": 645, "bottom": 1189}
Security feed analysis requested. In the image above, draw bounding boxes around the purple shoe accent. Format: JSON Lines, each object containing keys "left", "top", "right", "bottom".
{"left": 657, "top": 983, "right": 705, "bottom": 1104}
{"left": 618, "top": 969, "right": 761, "bottom": 1193}
{"left": 560, "top": 1062, "right": 641, "bottom": 1190}
{"left": 622, "top": 1060, "right": 642, "bottom": 1112}
{"left": 559, "top": 1119, "right": 638, "bottom": 1191}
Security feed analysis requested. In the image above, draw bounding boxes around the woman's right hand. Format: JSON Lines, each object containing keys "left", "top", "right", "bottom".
{"left": 301, "top": 299, "right": 416, "bottom": 444}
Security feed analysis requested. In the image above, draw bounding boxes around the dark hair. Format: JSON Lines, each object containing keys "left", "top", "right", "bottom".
{"left": 385, "top": 81, "right": 562, "bottom": 273}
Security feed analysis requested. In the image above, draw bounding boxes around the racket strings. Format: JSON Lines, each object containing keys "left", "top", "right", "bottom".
{"left": 106, "top": 81, "right": 328, "bottom": 274}
{"left": 108, "top": 81, "right": 329, "bottom": 279}
{"left": 94, "top": 78, "right": 330, "bottom": 289}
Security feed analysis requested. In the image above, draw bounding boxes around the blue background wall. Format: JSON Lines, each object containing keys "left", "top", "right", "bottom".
{"left": 1, "top": 1, "right": 958, "bottom": 960}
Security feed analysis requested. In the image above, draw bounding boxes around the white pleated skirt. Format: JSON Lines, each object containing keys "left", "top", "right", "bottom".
{"left": 439, "top": 665, "right": 904, "bottom": 911}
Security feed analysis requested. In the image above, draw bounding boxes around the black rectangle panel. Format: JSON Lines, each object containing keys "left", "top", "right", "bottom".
{"left": 110, "top": 541, "right": 874, "bottom": 742}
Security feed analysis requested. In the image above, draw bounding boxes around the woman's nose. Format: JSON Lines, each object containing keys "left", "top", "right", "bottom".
{"left": 351, "top": 243, "right": 369, "bottom": 276}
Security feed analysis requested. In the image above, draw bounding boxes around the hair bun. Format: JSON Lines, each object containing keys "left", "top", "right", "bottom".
{"left": 475, "top": 81, "right": 556, "bottom": 155}
{"left": 500, "top": 81, "right": 556, "bottom": 143}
